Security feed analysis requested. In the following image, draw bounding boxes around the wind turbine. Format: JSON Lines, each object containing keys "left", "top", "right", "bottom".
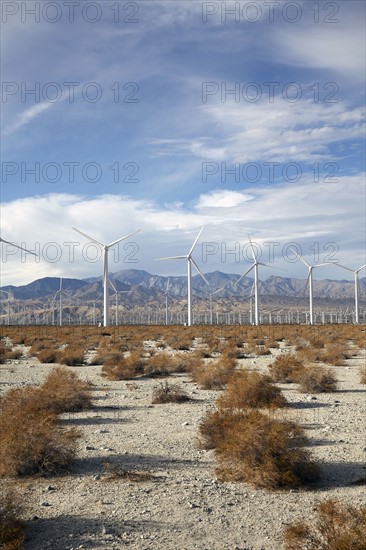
{"left": 235, "top": 236, "right": 270, "bottom": 326}
{"left": 109, "top": 279, "right": 130, "bottom": 326}
{"left": 73, "top": 228, "right": 141, "bottom": 326}
{"left": 334, "top": 263, "right": 366, "bottom": 324}
{"left": 290, "top": 247, "right": 332, "bottom": 325}
{"left": 202, "top": 285, "right": 226, "bottom": 325}
{"left": 164, "top": 278, "right": 172, "bottom": 326}
{"left": 156, "top": 226, "right": 208, "bottom": 326}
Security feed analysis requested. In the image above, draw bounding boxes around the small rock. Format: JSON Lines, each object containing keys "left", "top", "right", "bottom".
{"left": 182, "top": 422, "right": 190, "bottom": 426}
{"left": 93, "top": 474, "right": 101, "bottom": 481}
{"left": 41, "top": 501, "right": 51, "bottom": 507}
{"left": 85, "top": 445, "right": 95, "bottom": 451}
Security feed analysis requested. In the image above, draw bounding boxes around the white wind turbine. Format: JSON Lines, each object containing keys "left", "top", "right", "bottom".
{"left": 156, "top": 227, "right": 208, "bottom": 326}
{"left": 202, "top": 285, "right": 226, "bottom": 325}
{"left": 73, "top": 228, "right": 141, "bottom": 327}
{"left": 235, "top": 236, "right": 271, "bottom": 326}
{"left": 334, "top": 263, "right": 366, "bottom": 324}
{"left": 109, "top": 279, "right": 130, "bottom": 326}
{"left": 164, "top": 278, "right": 172, "bottom": 326}
{"left": 290, "top": 247, "right": 332, "bottom": 325}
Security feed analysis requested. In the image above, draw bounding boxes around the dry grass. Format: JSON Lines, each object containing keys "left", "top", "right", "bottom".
{"left": 58, "top": 346, "right": 85, "bottom": 366}
{"left": 0, "top": 386, "right": 80, "bottom": 476}
{"left": 101, "top": 350, "right": 145, "bottom": 380}
{"left": 102, "top": 462, "right": 157, "bottom": 482}
{"left": 298, "top": 366, "right": 337, "bottom": 393}
{"left": 218, "top": 371, "right": 286, "bottom": 410}
{"left": 39, "top": 367, "right": 93, "bottom": 414}
{"left": 0, "top": 490, "right": 25, "bottom": 550}
{"left": 143, "top": 353, "right": 174, "bottom": 377}
{"left": 36, "top": 348, "right": 60, "bottom": 364}
{"left": 0, "top": 367, "right": 90, "bottom": 477}
{"left": 199, "top": 408, "right": 319, "bottom": 489}
{"left": 151, "top": 381, "right": 190, "bottom": 404}
{"left": 190, "top": 356, "right": 235, "bottom": 390}
{"left": 268, "top": 354, "right": 306, "bottom": 383}
{"left": 283, "top": 499, "right": 366, "bottom": 550}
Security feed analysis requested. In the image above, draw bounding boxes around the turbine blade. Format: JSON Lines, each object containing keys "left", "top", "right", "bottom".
{"left": 247, "top": 234, "right": 257, "bottom": 261}
{"left": 72, "top": 227, "right": 103, "bottom": 247}
{"left": 188, "top": 226, "right": 204, "bottom": 256}
{"left": 155, "top": 255, "right": 186, "bottom": 261}
{"left": 289, "top": 247, "right": 310, "bottom": 268}
{"left": 235, "top": 264, "right": 254, "bottom": 285}
{"left": 356, "top": 264, "right": 366, "bottom": 273}
{"left": 108, "top": 229, "right": 141, "bottom": 248}
{"left": 165, "top": 278, "right": 170, "bottom": 294}
{"left": 0, "top": 238, "right": 37, "bottom": 256}
{"left": 304, "top": 271, "right": 311, "bottom": 292}
{"left": 212, "top": 286, "right": 226, "bottom": 295}
{"left": 313, "top": 262, "right": 333, "bottom": 268}
{"left": 190, "top": 258, "right": 209, "bottom": 285}
{"left": 109, "top": 279, "right": 117, "bottom": 293}
{"left": 336, "top": 264, "right": 354, "bottom": 272}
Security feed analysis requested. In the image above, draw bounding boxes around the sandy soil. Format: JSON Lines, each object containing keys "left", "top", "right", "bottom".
{"left": 1, "top": 339, "right": 365, "bottom": 550}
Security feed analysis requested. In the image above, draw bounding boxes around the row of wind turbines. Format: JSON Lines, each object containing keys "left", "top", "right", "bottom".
{"left": 1, "top": 228, "right": 365, "bottom": 327}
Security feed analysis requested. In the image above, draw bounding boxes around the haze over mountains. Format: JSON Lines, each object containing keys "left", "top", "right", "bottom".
{"left": 1, "top": 269, "right": 365, "bottom": 308}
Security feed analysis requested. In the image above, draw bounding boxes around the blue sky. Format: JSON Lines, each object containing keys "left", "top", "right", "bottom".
{"left": 1, "top": 0, "right": 365, "bottom": 285}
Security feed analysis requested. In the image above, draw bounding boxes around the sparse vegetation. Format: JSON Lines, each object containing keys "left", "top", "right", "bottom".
{"left": 283, "top": 499, "right": 366, "bottom": 550}
{"left": 200, "top": 408, "right": 319, "bottom": 489}
{"left": 218, "top": 370, "right": 286, "bottom": 410}
{"left": 152, "top": 381, "right": 190, "bottom": 404}
{"left": 298, "top": 366, "right": 337, "bottom": 393}
{"left": 269, "top": 354, "right": 306, "bottom": 383}
{"left": 0, "top": 490, "right": 25, "bottom": 550}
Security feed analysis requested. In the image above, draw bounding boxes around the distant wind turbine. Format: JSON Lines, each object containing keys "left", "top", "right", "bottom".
{"left": 202, "top": 285, "right": 226, "bottom": 325}
{"left": 156, "top": 227, "right": 208, "bottom": 326}
{"left": 235, "top": 236, "right": 272, "bottom": 326}
{"left": 334, "top": 263, "right": 366, "bottom": 324}
{"left": 109, "top": 279, "right": 130, "bottom": 326}
{"left": 290, "top": 247, "right": 332, "bottom": 325}
{"left": 73, "top": 228, "right": 141, "bottom": 326}
{"left": 164, "top": 278, "right": 171, "bottom": 326}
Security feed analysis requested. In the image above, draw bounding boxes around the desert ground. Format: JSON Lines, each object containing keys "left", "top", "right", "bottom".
{"left": 0, "top": 324, "right": 365, "bottom": 550}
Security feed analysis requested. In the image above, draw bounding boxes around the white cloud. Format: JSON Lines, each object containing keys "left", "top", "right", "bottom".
{"left": 3, "top": 102, "right": 55, "bottom": 136}
{"left": 1, "top": 178, "right": 364, "bottom": 285}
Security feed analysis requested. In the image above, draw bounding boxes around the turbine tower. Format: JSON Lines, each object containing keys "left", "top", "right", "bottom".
{"left": 235, "top": 236, "right": 270, "bottom": 326}
{"left": 164, "top": 278, "right": 171, "bottom": 326}
{"left": 290, "top": 247, "right": 331, "bottom": 325}
{"left": 109, "top": 279, "right": 130, "bottom": 326}
{"left": 73, "top": 228, "right": 141, "bottom": 327}
{"left": 156, "top": 227, "right": 208, "bottom": 326}
{"left": 335, "top": 263, "right": 366, "bottom": 324}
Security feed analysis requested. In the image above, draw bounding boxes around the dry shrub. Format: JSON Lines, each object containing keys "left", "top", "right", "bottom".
{"left": 283, "top": 499, "right": 366, "bottom": 550}
{"left": 269, "top": 354, "right": 306, "bottom": 383}
{"left": 0, "top": 490, "right": 25, "bottom": 550}
{"left": 143, "top": 353, "right": 173, "bottom": 377}
{"left": 101, "top": 350, "right": 144, "bottom": 380}
{"left": 298, "top": 366, "right": 337, "bottom": 393}
{"left": 0, "top": 386, "right": 80, "bottom": 477}
{"left": 102, "top": 462, "right": 156, "bottom": 482}
{"left": 218, "top": 371, "right": 286, "bottom": 410}
{"left": 58, "top": 347, "right": 85, "bottom": 366}
{"left": 152, "top": 381, "right": 190, "bottom": 404}
{"left": 190, "top": 356, "right": 235, "bottom": 390}
{"left": 199, "top": 408, "right": 239, "bottom": 450}
{"left": 200, "top": 409, "right": 319, "bottom": 489}
{"left": 321, "top": 343, "right": 351, "bottom": 366}
{"left": 0, "top": 344, "right": 22, "bottom": 364}
{"left": 36, "top": 348, "right": 59, "bottom": 364}
{"left": 39, "top": 367, "right": 93, "bottom": 413}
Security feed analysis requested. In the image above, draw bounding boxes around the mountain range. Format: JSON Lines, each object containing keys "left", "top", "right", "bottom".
{"left": 1, "top": 269, "right": 365, "bottom": 309}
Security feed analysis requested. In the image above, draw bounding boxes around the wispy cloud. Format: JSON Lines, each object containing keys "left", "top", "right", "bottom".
{"left": 3, "top": 102, "right": 55, "bottom": 136}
